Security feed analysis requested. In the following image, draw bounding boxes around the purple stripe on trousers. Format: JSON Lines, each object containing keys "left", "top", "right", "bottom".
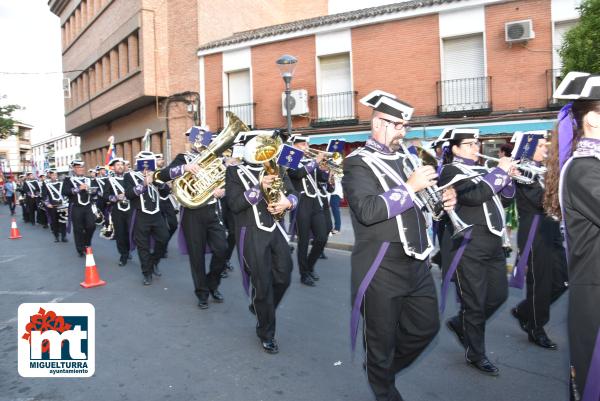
{"left": 237, "top": 226, "right": 250, "bottom": 297}
{"left": 177, "top": 207, "right": 188, "bottom": 255}
{"left": 350, "top": 241, "right": 390, "bottom": 351}
{"left": 440, "top": 228, "right": 472, "bottom": 313}
{"left": 582, "top": 328, "right": 600, "bottom": 401}
{"left": 509, "top": 214, "right": 541, "bottom": 289}
{"left": 128, "top": 209, "right": 137, "bottom": 252}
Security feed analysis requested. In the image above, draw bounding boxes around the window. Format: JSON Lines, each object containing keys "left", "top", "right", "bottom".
{"left": 316, "top": 53, "right": 353, "bottom": 122}
{"left": 224, "top": 69, "right": 252, "bottom": 127}
{"left": 440, "top": 34, "right": 488, "bottom": 113}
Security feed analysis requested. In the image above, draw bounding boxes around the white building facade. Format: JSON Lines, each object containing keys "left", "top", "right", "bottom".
{"left": 32, "top": 133, "right": 81, "bottom": 174}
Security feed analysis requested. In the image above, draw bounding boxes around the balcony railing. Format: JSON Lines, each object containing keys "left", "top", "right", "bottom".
{"left": 310, "top": 91, "right": 358, "bottom": 127}
{"left": 436, "top": 76, "right": 492, "bottom": 117}
{"left": 546, "top": 69, "right": 566, "bottom": 109}
{"left": 217, "top": 103, "right": 255, "bottom": 131}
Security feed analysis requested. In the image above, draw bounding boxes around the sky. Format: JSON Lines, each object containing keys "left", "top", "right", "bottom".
{"left": 0, "top": 0, "right": 65, "bottom": 144}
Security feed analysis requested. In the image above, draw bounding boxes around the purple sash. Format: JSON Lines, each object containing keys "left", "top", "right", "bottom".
{"left": 237, "top": 226, "right": 250, "bottom": 296}
{"left": 582, "top": 329, "right": 600, "bottom": 401}
{"left": 440, "top": 228, "right": 472, "bottom": 313}
{"left": 350, "top": 242, "right": 390, "bottom": 351}
{"left": 509, "top": 214, "right": 541, "bottom": 289}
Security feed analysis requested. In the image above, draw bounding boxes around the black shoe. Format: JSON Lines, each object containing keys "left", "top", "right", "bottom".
{"left": 319, "top": 252, "right": 328, "bottom": 259}
{"left": 153, "top": 263, "right": 162, "bottom": 277}
{"left": 198, "top": 300, "right": 209, "bottom": 310}
{"left": 248, "top": 304, "right": 256, "bottom": 315}
{"left": 128, "top": 254, "right": 133, "bottom": 260}
{"left": 143, "top": 275, "right": 152, "bottom": 286}
{"left": 468, "top": 357, "right": 499, "bottom": 376}
{"left": 528, "top": 330, "right": 557, "bottom": 350}
{"left": 61, "top": 236, "right": 68, "bottom": 243}
{"left": 309, "top": 271, "right": 320, "bottom": 281}
{"left": 220, "top": 270, "right": 228, "bottom": 278}
{"left": 261, "top": 338, "right": 279, "bottom": 354}
{"left": 43, "top": 225, "right": 48, "bottom": 229}
{"left": 290, "top": 246, "right": 294, "bottom": 253}
{"left": 118, "top": 256, "right": 128, "bottom": 266}
{"left": 54, "top": 236, "right": 60, "bottom": 243}
{"left": 446, "top": 318, "right": 465, "bottom": 347}
{"left": 511, "top": 307, "right": 528, "bottom": 333}
{"left": 210, "top": 290, "right": 224, "bottom": 303}
{"left": 300, "top": 275, "right": 316, "bottom": 287}
{"left": 78, "top": 251, "right": 84, "bottom": 258}
{"left": 225, "top": 260, "right": 234, "bottom": 271}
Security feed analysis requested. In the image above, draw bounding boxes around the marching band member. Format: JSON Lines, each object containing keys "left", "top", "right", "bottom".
{"left": 104, "top": 158, "right": 133, "bottom": 266}
{"left": 438, "top": 128, "right": 515, "bottom": 376}
{"left": 510, "top": 132, "right": 568, "bottom": 349}
{"left": 224, "top": 131, "right": 298, "bottom": 354}
{"left": 219, "top": 155, "right": 242, "bottom": 276}
{"left": 155, "top": 127, "right": 228, "bottom": 308}
{"left": 42, "top": 169, "right": 67, "bottom": 243}
{"left": 62, "top": 160, "right": 97, "bottom": 257}
{"left": 155, "top": 154, "right": 178, "bottom": 253}
{"left": 23, "top": 172, "right": 39, "bottom": 225}
{"left": 124, "top": 151, "right": 169, "bottom": 285}
{"left": 35, "top": 172, "right": 49, "bottom": 228}
{"left": 287, "top": 135, "right": 328, "bottom": 286}
{"left": 343, "top": 90, "right": 455, "bottom": 401}
{"left": 544, "top": 72, "right": 600, "bottom": 400}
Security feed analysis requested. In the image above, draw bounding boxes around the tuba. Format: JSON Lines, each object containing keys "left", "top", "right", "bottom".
{"left": 400, "top": 143, "right": 472, "bottom": 238}
{"left": 171, "top": 112, "right": 250, "bottom": 208}
{"left": 244, "top": 132, "right": 286, "bottom": 220}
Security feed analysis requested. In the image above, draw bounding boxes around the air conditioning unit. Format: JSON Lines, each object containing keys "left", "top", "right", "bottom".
{"left": 282, "top": 89, "right": 309, "bottom": 116}
{"left": 505, "top": 19, "right": 535, "bottom": 43}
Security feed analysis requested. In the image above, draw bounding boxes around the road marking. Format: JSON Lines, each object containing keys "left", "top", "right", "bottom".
{"left": 0, "top": 292, "right": 75, "bottom": 330}
{"left": 0, "top": 255, "right": 26, "bottom": 264}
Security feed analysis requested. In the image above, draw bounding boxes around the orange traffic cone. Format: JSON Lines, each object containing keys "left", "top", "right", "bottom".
{"left": 8, "top": 218, "right": 22, "bottom": 239}
{"left": 80, "top": 247, "right": 106, "bottom": 288}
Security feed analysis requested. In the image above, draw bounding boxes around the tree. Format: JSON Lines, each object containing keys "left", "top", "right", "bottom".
{"left": 559, "top": 0, "right": 600, "bottom": 76}
{"left": 0, "top": 95, "right": 22, "bottom": 140}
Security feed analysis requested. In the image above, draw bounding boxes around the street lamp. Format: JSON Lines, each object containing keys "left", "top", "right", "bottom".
{"left": 276, "top": 54, "right": 298, "bottom": 138}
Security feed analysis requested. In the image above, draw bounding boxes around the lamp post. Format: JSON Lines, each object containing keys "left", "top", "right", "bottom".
{"left": 276, "top": 55, "right": 298, "bottom": 138}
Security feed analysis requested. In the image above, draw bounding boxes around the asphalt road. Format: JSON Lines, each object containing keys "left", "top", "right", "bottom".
{"left": 0, "top": 208, "right": 569, "bottom": 401}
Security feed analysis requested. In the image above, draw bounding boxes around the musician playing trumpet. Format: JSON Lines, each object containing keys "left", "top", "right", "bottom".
{"left": 343, "top": 90, "right": 456, "bottom": 401}
{"left": 437, "top": 128, "right": 517, "bottom": 376}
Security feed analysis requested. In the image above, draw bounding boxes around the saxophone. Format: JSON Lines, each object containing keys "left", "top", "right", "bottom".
{"left": 171, "top": 112, "right": 249, "bottom": 209}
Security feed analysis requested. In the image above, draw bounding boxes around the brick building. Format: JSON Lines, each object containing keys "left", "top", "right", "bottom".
{"left": 48, "top": 0, "right": 328, "bottom": 166}
{"left": 197, "top": 0, "right": 580, "bottom": 155}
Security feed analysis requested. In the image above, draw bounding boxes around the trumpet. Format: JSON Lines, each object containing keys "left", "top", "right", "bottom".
{"left": 400, "top": 143, "right": 472, "bottom": 238}
{"left": 304, "top": 147, "right": 344, "bottom": 178}
{"left": 475, "top": 153, "right": 546, "bottom": 185}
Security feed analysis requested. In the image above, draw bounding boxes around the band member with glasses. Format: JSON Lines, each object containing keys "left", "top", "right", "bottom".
{"left": 62, "top": 160, "right": 97, "bottom": 257}
{"left": 438, "top": 128, "right": 516, "bottom": 376}
{"left": 509, "top": 132, "right": 568, "bottom": 350}
{"left": 343, "top": 90, "right": 456, "bottom": 401}
{"left": 543, "top": 72, "right": 600, "bottom": 401}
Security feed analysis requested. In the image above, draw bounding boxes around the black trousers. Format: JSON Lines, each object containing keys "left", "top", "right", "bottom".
{"left": 569, "top": 285, "right": 600, "bottom": 399}
{"left": 220, "top": 199, "right": 236, "bottom": 260}
{"left": 160, "top": 200, "right": 178, "bottom": 243}
{"left": 71, "top": 205, "right": 96, "bottom": 254}
{"left": 242, "top": 227, "right": 293, "bottom": 341}
{"left": 47, "top": 207, "right": 66, "bottom": 238}
{"left": 296, "top": 196, "right": 328, "bottom": 277}
{"left": 514, "top": 216, "right": 568, "bottom": 332}
{"left": 444, "top": 225, "right": 508, "bottom": 362}
{"left": 322, "top": 195, "right": 333, "bottom": 234}
{"left": 112, "top": 208, "right": 132, "bottom": 258}
{"left": 352, "top": 241, "right": 439, "bottom": 401}
{"left": 133, "top": 211, "right": 169, "bottom": 276}
{"left": 181, "top": 204, "right": 227, "bottom": 301}
{"left": 25, "top": 196, "right": 37, "bottom": 224}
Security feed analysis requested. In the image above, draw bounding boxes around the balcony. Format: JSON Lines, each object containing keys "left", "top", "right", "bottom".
{"left": 546, "top": 69, "right": 566, "bottom": 110}
{"left": 310, "top": 91, "right": 358, "bottom": 127}
{"left": 436, "top": 76, "right": 492, "bottom": 117}
{"left": 217, "top": 103, "right": 255, "bottom": 131}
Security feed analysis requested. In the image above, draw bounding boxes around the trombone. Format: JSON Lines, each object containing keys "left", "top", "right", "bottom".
{"left": 304, "top": 147, "right": 344, "bottom": 178}
{"left": 475, "top": 153, "right": 546, "bottom": 185}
